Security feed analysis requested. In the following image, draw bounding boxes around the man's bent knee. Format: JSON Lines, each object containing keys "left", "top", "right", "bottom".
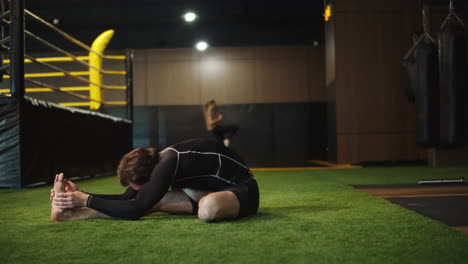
{"left": 197, "top": 191, "right": 240, "bottom": 222}
{"left": 198, "top": 195, "right": 219, "bottom": 222}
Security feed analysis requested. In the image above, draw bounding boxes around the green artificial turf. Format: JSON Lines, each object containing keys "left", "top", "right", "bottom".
{"left": 1, "top": 166, "right": 468, "bottom": 264}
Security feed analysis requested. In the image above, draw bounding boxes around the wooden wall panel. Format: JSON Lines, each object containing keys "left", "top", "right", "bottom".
{"left": 202, "top": 47, "right": 256, "bottom": 60}
{"left": 308, "top": 47, "right": 326, "bottom": 102}
{"left": 329, "top": 0, "right": 426, "bottom": 164}
{"left": 200, "top": 59, "right": 255, "bottom": 104}
{"left": 428, "top": 145, "right": 468, "bottom": 167}
{"left": 132, "top": 45, "right": 325, "bottom": 106}
{"left": 146, "top": 61, "right": 201, "bottom": 105}
{"left": 335, "top": 12, "right": 416, "bottom": 134}
{"left": 325, "top": 21, "right": 336, "bottom": 88}
{"left": 255, "top": 46, "right": 308, "bottom": 59}
{"left": 145, "top": 48, "right": 200, "bottom": 62}
{"left": 145, "top": 62, "right": 168, "bottom": 105}
{"left": 335, "top": 0, "right": 409, "bottom": 12}
{"left": 338, "top": 134, "right": 425, "bottom": 164}
{"left": 254, "top": 58, "right": 308, "bottom": 103}
{"left": 133, "top": 49, "right": 147, "bottom": 106}
{"left": 325, "top": 1, "right": 338, "bottom": 162}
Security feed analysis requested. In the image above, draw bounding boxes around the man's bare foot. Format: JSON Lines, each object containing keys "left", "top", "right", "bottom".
{"left": 51, "top": 173, "right": 70, "bottom": 221}
{"left": 54, "top": 173, "right": 66, "bottom": 193}
{"left": 50, "top": 207, "right": 64, "bottom": 221}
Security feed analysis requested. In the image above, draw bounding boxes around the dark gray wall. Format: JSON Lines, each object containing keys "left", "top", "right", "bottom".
{"left": 105, "top": 102, "right": 327, "bottom": 167}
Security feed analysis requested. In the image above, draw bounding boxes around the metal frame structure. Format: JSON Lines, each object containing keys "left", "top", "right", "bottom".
{"left": 0, "top": 0, "right": 134, "bottom": 188}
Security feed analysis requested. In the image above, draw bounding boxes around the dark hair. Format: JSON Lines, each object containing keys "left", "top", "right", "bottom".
{"left": 117, "top": 148, "right": 159, "bottom": 186}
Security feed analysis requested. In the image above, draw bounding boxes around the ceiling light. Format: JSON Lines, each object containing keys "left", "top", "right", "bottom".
{"left": 196, "top": 41, "right": 208, "bottom": 51}
{"left": 184, "top": 12, "right": 197, "bottom": 22}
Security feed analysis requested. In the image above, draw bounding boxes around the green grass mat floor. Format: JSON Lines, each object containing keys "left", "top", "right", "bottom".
{"left": 1, "top": 166, "right": 468, "bottom": 264}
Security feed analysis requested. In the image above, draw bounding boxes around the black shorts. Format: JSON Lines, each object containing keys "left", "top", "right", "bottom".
{"left": 224, "top": 179, "right": 260, "bottom": 218}
{"left": 212, "top": 125, "right": 239, "bottom": 141}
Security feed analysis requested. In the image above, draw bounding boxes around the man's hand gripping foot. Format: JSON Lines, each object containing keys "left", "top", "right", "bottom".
{"left": 50, "top": 173, "right": 71, "bottom": 221}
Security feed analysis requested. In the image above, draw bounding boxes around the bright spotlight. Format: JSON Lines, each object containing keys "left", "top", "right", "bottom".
{"left": 196, "top": 41, "right": 208, "bottom": 51}
{"left": 184, "top": 12, "right": 197, "bottom": 22}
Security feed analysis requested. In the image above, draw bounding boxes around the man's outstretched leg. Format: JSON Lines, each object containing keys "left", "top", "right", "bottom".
{"left": 51, "top": 185, "right": 203, "bottom": 221}
{"left": 147, "top": 189, "right": 211, "bottom": 215}
{"left": 149, "top": 189, "right": 243, "bottom": 222}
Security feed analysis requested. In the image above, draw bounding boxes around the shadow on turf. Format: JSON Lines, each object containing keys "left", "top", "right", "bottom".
{"left": 142, "top": 213, "right": 267, "bottom": 223}
{"left": 256, "top": 205, "right": 347, "bottom": 219}
{"left": 42, "top": 205, "right": 346, "bottom": 224}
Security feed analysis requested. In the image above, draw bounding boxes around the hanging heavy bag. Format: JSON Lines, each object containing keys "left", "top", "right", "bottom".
{"left": 438, "top": 12, "right": 467, "bottom": 147}
{"left": 415, "top": 39, "right": 440, "bottom": 147}
{"left": 403, "top": 34, "right": 420, "bottom": 103}
{"left": 403, "top": 51, "right": 417, "bottom": 103}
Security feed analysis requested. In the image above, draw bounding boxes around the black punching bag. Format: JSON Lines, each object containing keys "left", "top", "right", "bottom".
{"left": 415, "top": 39, "right": 440, "bottom": 147}
{"left": 438, "top": 11, "right": 467, "bottom": 147}
{"left": 403, "top": 36, "right": 418, "bottom": 103}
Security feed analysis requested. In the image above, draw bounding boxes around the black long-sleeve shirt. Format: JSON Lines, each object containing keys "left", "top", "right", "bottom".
{"left": 87, "top": 138, "right": 253, "bottom": 220}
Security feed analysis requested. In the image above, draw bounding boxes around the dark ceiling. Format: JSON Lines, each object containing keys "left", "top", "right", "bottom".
{"left": 24, "top": 0, "right": 325, "bottom": 51}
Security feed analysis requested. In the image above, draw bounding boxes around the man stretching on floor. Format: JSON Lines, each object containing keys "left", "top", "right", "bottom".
{"left": 51, "top": 137, "right": 259, "bottom": 222}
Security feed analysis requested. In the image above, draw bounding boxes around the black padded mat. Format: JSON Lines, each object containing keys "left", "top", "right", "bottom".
{"left": 386, "top": 195, "right": 468, "bottom": 226}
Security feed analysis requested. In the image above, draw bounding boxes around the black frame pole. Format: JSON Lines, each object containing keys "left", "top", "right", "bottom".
{"left": 10, "top": 0, "right": 25, "bottom": 188}
{"left": 125, "top": 49, "right": 134, "bottom": 145}
{"left": 10, "top": 0, "right": 25, "bottom": 100}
